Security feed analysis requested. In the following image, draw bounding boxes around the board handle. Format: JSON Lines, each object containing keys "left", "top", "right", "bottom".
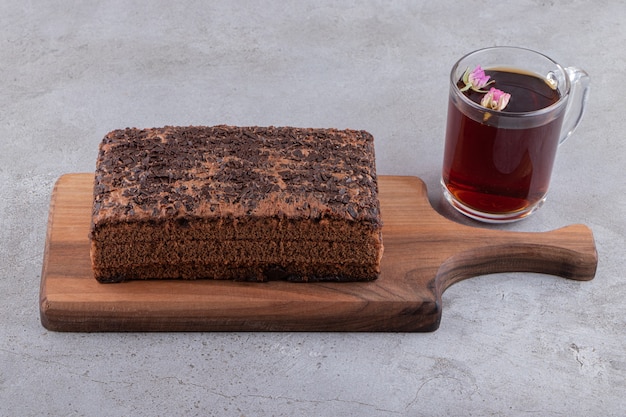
{"left": 436, "top": 224, "right": 598, "bottom": 294}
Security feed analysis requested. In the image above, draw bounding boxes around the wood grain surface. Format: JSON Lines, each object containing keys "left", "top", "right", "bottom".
{"left": 39, "top": 174, "right": 597, "bottom": 332}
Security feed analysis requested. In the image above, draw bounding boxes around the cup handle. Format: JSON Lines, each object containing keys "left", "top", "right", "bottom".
{"left": 559, "top": 67, "right": 591, "bottom": 144}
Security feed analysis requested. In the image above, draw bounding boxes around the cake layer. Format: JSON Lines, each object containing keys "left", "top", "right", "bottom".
{"left": 93, "top": 262, "right": 380, "bottom": 282}
{"left": 91, "top": 218, "right": 377, "bottom": 244}
{"left": 90, "top": 125, "right": 384, "bottom": 282}
{"left": 91, "top": 237, "right": 382, "bottom": 267}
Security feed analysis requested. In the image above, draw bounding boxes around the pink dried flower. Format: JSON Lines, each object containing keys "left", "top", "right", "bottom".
{"left": 480, "top": 87, "right": 511, "bottom": 111}
{"left": 460, "top": 66, "right": 493, "bottom": 92}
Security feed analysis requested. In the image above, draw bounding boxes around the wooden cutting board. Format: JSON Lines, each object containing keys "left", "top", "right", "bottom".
{"left": 39, "top": 174, "right": 597, "bottom": 332}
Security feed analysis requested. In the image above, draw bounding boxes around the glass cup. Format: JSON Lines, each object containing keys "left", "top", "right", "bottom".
{"left": 441, "top": 46, "right": 590, "bottom": 223}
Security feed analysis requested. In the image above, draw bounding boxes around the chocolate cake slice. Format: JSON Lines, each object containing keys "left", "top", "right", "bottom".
{"left": 89, "top": 125, "right": 383, "bottom": 282}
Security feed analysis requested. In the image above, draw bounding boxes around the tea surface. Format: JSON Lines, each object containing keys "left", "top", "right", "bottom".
{"left": 459, "top": 69, "right": 560, "bottom": 112}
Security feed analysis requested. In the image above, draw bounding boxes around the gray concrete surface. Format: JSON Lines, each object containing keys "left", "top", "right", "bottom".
{"left": 1, "top": 1, "right": 625, "bottom": 416}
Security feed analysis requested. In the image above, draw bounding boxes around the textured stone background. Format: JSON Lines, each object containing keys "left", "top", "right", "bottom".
{"left": 1, "top": 1, "right": 624, "bottom": 416}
